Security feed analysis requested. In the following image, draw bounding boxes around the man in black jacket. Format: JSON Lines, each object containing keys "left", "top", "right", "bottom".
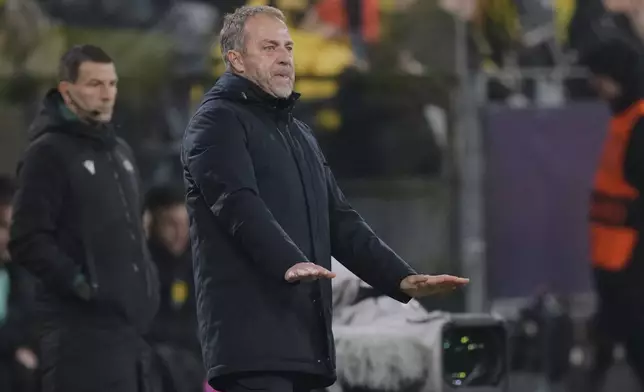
{"left": 182, "top": 5, "right": 469, "bottom": 392}
{"left": 9, "top": 45, "right": 160, "bottom": 392}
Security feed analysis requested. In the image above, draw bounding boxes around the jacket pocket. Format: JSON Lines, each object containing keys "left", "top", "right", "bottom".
{"left": 81, "top": 234, "right": 100, "bottom": 298}
{"left": 85, "top": 223, "right": 139, "bottom": 320}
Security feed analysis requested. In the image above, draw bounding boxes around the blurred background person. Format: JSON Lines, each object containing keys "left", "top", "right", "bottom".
{"left": 144, "top": 184, "right": 203, "bottom": 392}
{"left": 582, "top": 36, "right": 644, "bottom": 392}
{"left": 300, "top": 0, "right": 381, "bottom": 70}
{"left": 0, "top": 175, "right": 37, "bottom": 392}
{"left": 8, "top": 45, "right": 159, "bottom": 392}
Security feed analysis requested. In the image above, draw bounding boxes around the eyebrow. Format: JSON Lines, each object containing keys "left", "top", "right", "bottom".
{"left": 262, "top": 39, "right": 294, "bottom": 46}
{"left": 88, "top": 78, "right": 118, "bottom": 84}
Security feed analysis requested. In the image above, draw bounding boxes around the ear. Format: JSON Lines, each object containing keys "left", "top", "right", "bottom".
{"left": 58, "top": 81, "right": 72, "bottom": 105}
{"left": 227, "top": 50, "right": 245, "bottom": 73}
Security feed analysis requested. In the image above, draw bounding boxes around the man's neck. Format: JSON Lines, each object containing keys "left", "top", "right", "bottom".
{"left": 59, "top": 100, "right": 83, "bottom": 121}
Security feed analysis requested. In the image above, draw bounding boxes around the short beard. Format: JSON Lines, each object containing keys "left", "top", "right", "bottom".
{"left": 273, "top": 86, "right": 293, "bottom": 99}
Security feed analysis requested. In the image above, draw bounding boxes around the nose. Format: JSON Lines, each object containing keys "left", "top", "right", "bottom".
{"left": 276, "top": 47, "right": 292, "bottom": 66}
{"left": 100, "top": 85, "right": 116, "bottom": 101}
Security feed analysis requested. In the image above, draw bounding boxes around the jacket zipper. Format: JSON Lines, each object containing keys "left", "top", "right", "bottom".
{"left": 107, "top": 152, "right": 151, "bottom": 298}
{"left": 281, "top": 113, "right": 332, "bottom": 367}
{"left": 287, "top": 115, "right": 317, "bottom": 256}
{"left": 279, "top": 115, "right": 316, "bottom": 258}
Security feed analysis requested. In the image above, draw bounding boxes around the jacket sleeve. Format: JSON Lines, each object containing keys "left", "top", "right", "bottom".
{"left": 325, "top": 165, "right": 417, "bottom": 303}
{"left": 9, "top": 142, "right": 81, "bottom": 295}
{"left": 182, "top": 106, "right": 308, "bottom": 282}
{"left": 625, "top": 117, "right": 644, "bottom": 191}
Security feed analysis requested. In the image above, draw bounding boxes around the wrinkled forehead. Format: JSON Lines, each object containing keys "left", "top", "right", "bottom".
{"left": 243, "top": 14, "right": 292, "bottom": 46}
{"left": 75, "top": 61, "right": 118, "bottom": 84}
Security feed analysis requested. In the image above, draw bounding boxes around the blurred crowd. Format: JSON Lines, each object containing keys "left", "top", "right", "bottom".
{"left": 4, "top": 0, "right": 644, "bottom": 96}
{"left": 3, "top": 0, "right": 644, "bottom": 183}
{"left": 0, "top": 0, "right": 461, "bottom": 186}
{"left": 3, "top": 1, "right": 644, "bottom": 172}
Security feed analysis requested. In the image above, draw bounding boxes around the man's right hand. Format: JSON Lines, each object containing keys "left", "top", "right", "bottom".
{"left": 285, "top": 262, "right": 336, "bottom": 283}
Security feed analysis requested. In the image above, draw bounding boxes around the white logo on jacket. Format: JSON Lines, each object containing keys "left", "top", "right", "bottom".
{"left": 123, "top": 159, "right": 134, "bottom": 173}
{"left": 83, "top": 160, "right": 95, "bottom": 175}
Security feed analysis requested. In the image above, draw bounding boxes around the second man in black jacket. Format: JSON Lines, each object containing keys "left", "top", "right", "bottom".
{"left": 9, "top": 45, "right": 159, "bottom": 392}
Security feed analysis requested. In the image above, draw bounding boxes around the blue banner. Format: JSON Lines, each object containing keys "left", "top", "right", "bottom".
{"left": 484, "top": 102, "right": 611, "bottom": 298}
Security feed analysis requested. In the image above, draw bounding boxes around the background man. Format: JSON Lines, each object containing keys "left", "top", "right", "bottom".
{"left": 583, "top": 36, "right": 644, "bottom": 391}
{"left": 144, "top": 184, "right": 203, "bottom": 392}
{"left": 182, "top": 5, "right": 469, "bottom": 392}
{"left": 9, "top": 45, "right": 159, "bottom": 392}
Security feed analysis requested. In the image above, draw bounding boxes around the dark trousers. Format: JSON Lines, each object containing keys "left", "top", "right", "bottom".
{"left": 590, "top": 268, "right": 644, "bottom": 392}
{"left": 589, "top": 312, "right": 644, "bottom": 392}
{"left": 218, "top": 372, "right": 324, "bottom": 392}
{"left": 39, "top": 324, "right": 151, "bottom": 392}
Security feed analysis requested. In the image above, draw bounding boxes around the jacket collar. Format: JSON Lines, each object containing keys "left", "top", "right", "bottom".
{"left": 206, "top": 72, "right": 300, "bottom": 112}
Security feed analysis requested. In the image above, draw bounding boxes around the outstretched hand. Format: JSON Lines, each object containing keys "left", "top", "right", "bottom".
{"left": 400, "top": 274, "right": 469, "bottom": 298}
{"left": 285, "top": 262, "right": 336, "bottom": 283}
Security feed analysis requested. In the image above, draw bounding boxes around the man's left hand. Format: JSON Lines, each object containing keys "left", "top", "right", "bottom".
{"left": 15, "top": 347, "right": 38, "bottom": 370}
{"left": 400, "top": 274, "right": 469, "bottom": 298}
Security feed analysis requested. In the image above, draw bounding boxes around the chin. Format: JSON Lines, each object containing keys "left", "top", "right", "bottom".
{"left": 274, "top": 89, "right": 293, "bottom": 99}
{"left": 98, "top": 114, "right": 113, "bottom": 123}
{"left": 269, "top": 82, "right": 293, "bottom": 98}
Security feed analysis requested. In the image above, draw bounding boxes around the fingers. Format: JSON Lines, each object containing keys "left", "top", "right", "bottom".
{"left": 322, "top": 270, "right": 337, "bottom": 278}
{"left": 419, "top": 274, "right": 469, "bottom": 286}
{"left": 445, "top": 275, "right": 470, "bottom": 284}
{"left": 285, "top": 263, "right": 336, "bottom": 282}
{"left": 404, "top": 274, "right": 469, "bottom": 294}
{"left": 402, "top": 274, "right": 471, "bottom": 298}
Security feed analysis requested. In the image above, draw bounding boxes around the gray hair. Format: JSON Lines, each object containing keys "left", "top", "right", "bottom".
{"left": 219, "top": 6, "right": 286, "bottom": 69}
